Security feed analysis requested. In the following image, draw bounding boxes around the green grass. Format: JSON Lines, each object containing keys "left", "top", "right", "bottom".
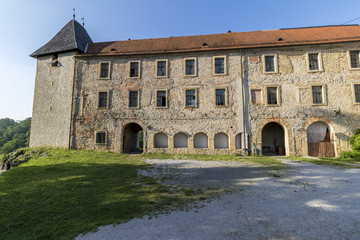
{"left": 0, "top": 149, "right": 210, "bottom": 240}
{"left": 286, "top": 156, "right": 360, "bottom": 167}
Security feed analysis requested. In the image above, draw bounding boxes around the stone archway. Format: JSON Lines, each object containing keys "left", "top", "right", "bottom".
{"left": 261, "top": 122, "right": 285, "bottom": 155}
{"left": 307, "top": 121, "right": 335, "bottom": 157}
{"left": 122, "top": 123, "right": 143, "bottom": 153}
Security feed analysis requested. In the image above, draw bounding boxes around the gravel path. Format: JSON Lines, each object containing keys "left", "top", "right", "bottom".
{"left": 76, "top": 159, "right": 360, "bottom": 240}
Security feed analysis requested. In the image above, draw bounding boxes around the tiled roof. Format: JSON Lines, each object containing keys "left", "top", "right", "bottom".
{"left": 85, "top": 25, "right": 360, "bottom": 56}
{"left": 31, "top": 20, "right": 93, "bottom": 57}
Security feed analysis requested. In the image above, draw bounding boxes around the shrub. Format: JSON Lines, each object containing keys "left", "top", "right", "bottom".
{"left": 349, "top": 129, "right": 360, "bottom": 152}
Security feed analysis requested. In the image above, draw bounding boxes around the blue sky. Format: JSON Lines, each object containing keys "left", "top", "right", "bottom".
{"left": 1, "top": 0, "right": 360, "bottom": 120}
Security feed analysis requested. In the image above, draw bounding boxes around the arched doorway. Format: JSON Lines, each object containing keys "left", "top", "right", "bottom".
{"left": 123, "top": 123, "right": 143, "bottom": 153}
{"left": 307, "top": 121, "right": 335, "bottom": 157}
{"left": 261, "top": 122, "right": 285, "bottom": 155}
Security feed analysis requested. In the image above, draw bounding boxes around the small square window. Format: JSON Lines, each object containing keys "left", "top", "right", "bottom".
{"left": 156, "top": 60, "right": 168, "bottom": 77}
{"left": 96, "top": 132, "right": 106, "bottom": 144}
{"left": 350, "top": 51, "right": 360, "bottom": 69}
{"left": 129, "top": 91, "right": 139, "bottom": 108}
{"left": 266, "top": 87, "right": 278, "bottom": 105}
{"left": 251, "top": 89, "right": 262, "bottom": 104}
{"left": 98, "top": 92, "right": 108, "bottom": 108}
{"left": 354, "top": 84, "right": 360, "bottom": 103}
{"left": 156, "top": 90, "right": 167, "bottom": 108}
{"left": 51, "top": 54, "right": 59, "bottom": 67}
{"left": 214, "top": 57, "right": 225, "bottom": 74}
{"left": 185, "top": 89, "right": 197, "bottom": 107}
{"left": 185, "top": 58, "right": 196, "bottom": 76}
{"left": 312, "top": 86, "right": 323, "bottom": 104}
{"left": 215, "top": 89, "right": 226, "bottom": 106}
{"left": 99, "top": 62, "right": 110, "bottom": 79}
{"left": 130, "top": 62, "right": 139, "bottom": 78}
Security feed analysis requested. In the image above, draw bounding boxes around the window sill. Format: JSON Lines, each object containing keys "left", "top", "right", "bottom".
{"left": 155, "top": 106, "right": 168, "bottom": 109}
{"left": 213, "top": 73, "right": 227, "bottom": 76}
{"left": 307, "top": 69, "right": 323, "bottom": 73}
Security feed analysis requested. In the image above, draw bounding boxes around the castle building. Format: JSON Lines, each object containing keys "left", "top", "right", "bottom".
{"left": 30, "top": 20, "right": 360, "bottom": 157}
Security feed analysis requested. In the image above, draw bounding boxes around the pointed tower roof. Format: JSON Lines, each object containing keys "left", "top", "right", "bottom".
{"left": 30, "top": 19, "right": 93, "bottom": 58}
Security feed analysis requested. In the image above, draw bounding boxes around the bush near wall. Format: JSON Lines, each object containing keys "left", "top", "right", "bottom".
{"left": 339, "top": 129, "right": 360, "bottom": 161}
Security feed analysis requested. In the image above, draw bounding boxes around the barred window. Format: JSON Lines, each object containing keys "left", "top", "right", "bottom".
{"left": 264, "top": 56, "right": 275, "bottom": 72}
{"left": 129, "top": 91, "right": 138, "bottom": 108}
{"left": 157, "top": 60, "right": 167, "bottom": 77}
{"left": 308, "top": 53, "right": 319, "bottom": 70}
{"left": 267, "top": 87, "right": 278, "bottom": 105}
{"left": 355, "top": 84, "right": 360, "bottom": 103}
{"left": 185, "top": 59, "right": 195, "bottom": 75}
{"left": 215, "top": 89, "right": 226, "bottom": 106}
{"left": 214, "top": 57, "right": 225, "bottom": 74}
{"left": 156, "top": 90, "right": 167, "bottom": 107}
{"left": 185, "top": 90, "right": 196, "bottom": 107}
{"left": 350, "top": 51, "right": 360, "bottom": 69}
{"left": 130, "top": 62, "right": 139, "bottom": 77}
{"left": 312, "top": 86, "right": 323, "bottom": 104}
{"left": 100, "top": 62, "right": 109, "bottom": 78}
{"left": 96, "top": 132, "right": 106, "bottom": 144}
{"left": 98, "top": 92, "right": 108, "bottom": 108}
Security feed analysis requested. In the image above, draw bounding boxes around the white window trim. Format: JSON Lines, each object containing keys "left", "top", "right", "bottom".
{"left": 95, "top": 131, "right": 107, "bottom": 145}
{"left": 212, "top": 56, "right": 227, "bottom": 76}
{"left": 184, "top": 88, "right": 198, "bottom": 108}
{"left": 214, "top": 87, "right": 228, "bottom": 107}
{"left": 351, "top": 82, "right": 360, "bottom": 105}
{"left": 310, "top": 83, "right": 327, "bottom": 106}
{"left": 250, "top": 87, "right": 263, "bottom": 105}
{"left": 265, "top": 85, "right": 281, "bottom": 107}
{"left": 128, "top": 90, "right": 140, "bottom": 109}
{"left": 155, "top": 89, "right": 168, "bottom": 108}
{"left": 155, "top": 59, "right": 169, "bottom": 78}
{"left": 128, "top": 61, "right": 141, "bottom": 79}
{"left": 262, "top": 54, "right": 278, "bottom": 73}
{"left": 97, "top": 90, "right": 110, "bottom": 110}
{"left": 306, "top": 52, "right": 323, "bottom": 73}
{"left": 348, "top": 50, "right": 360, "bottom": 70}
{"left": 98, "top": 61, "right": 111, "bottom": 80}
{"left": 183, "top": 57, "right": 197, "bottom": 77}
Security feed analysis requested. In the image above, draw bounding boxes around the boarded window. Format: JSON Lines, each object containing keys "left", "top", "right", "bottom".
{"left": 214, "top": 57, "right": 225, "bottom": 74}
{"left": 130, "top": 62, "right": 139, "bottom": 77}
{"left": 129, "top": 91, "right": 138, "bottom": 108}
{"left": 157, "top": 61, "right": 167, "bottom": 77}
{"left": 350, "top": 51, "right": 360, "bottom": 68}
{"left": 98, "top": 92, "right": 108, "bottom": 108}
{"left": 251, "top": 90, "right": 261, "bottom": 104}
{"left": 194, "top": 133, "right": 208, "bottom": 148}
{"left": 100, "top": 62, "right": 109, "bottom": 78}
{"left": 96, "top": 132, "right": 106, "bottom": 144}
{"left": 154, "top": 132, "right": 168, "bottom": 148}
{"left": 308, "top": 53, "right": 319, "bottom": 70}
{"left": 185, "top": 90, "right": 196, "bottom": 107}
{"left": 235, "top": 133, "right": 242, "bottom": 149}
{"left": 185, "top": 59, "right": 195, "bottom": 75}
{"left": 267, "top": 87, "right": 278, "bottom": 105}
{"left": 264, "top": 56, "right": 275, "bottom": 72}
{"left": 214, "top": 133, "right": 229, "bottom": 149}
{"left": 174, "top": 133, "right": 188, "bottom": 148}
{"left": 355, "top": 84, "right": 360, "bottom": 103}
{"left": 156, "top": 90, "right": 167, "bottom": 107}
{"left": 215, "top": 89, "right": 226, "bottom": 106}
{"left": 312, "top": 86, "right": 323, "bottom": 104}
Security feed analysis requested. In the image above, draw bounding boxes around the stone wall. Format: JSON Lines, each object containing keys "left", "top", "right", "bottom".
{"left": 30, "top": 52, "right": 76, "bottom": 148}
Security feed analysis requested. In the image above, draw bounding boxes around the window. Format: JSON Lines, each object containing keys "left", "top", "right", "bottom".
{"left": 156, "top": 90, "right": 167, "bottom": 108}
{"left": 184, "top": 58, "right": 196, "bottom": 76}
{"left": 262, "top": 54, "right": 278, "bottom": 73}
{"left": 51, "top": 54, "right": 58, "bottom": 67}
{"left": 98, "top": 92, "right": 108, "bottom": 109}
{"left": 311, "top": 84, "right": 326, "bottom": 105}
{"left": 349, "top": 51, "right": 360, "bottom": 69}
{"left": 354, "top": 84, "right": 360, "bottom": 103}
{"left": 185, "top": 89, "right": 197, "bottom": 107}
{"left": 307, "top": 53, "right": 322, "bottom": 72}
{"left": 215, "top": 88, "right": 226, "bottom": 106}
{"left": 99, "top": 61, "right": 111, "bottom": 79}
{"left": 266, "top": 86, "right": 279, "bottom": 106}
{"left": 129, "top": 61, "right": 140, "bottom": 78}
{"left": 156, "top": 60, "right": 168, "bottom": 77}
{"left": 213, "top": 56, "right": 226, "bottom": 75}
{"left": 251, "top": 89, "right": 262, "bottom": 104}
{"left": 96, "top": 132, "right": 106, "bottom": 144}
{"left": 129, "top": 91, "right": 139, "bottom": 108}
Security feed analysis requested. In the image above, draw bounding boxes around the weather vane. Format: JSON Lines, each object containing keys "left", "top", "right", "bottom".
{"left": 81, "top": 17, "right": 85, "bottom": 27}
{"left": 73, "top": 8, "right": 75, "bottom": 20}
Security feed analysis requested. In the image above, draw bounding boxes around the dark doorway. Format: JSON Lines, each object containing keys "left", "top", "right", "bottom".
{"left": 123, "top": 123, "right": 143, "bottom": 153}
{"left": 261, "top": 122, "right": 285, "bottom": 155}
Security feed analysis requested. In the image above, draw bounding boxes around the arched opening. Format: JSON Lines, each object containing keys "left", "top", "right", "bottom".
{"left": 174, "top": 132, "right": 188, "bottom": 148}
{"left": 214, "top": 133, "right": 229, "bottom": 149}
{"left": 123, "top": 123, "right": 143, "bottom": 153}
{"left": 194, "top": 133, "right": 208, "bottom": 148}
{"left": 261, "top": 122, "right": 285, "bottom": 155}
{"left": 154, "top": 132, "right": 168, "bottom": 148}
{"left": 235, "top": 133, "right": 242, "bottom": 149}
{"left": 307, "top": 121, "right": 335, "bottom": 157}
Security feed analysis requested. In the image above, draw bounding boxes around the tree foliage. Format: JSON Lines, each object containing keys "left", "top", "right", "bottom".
{"left": 349, "top": 129, "right": 360, "bottom": 152}
{"left": 0, "top": 118, "right": 31, "bottom": 154}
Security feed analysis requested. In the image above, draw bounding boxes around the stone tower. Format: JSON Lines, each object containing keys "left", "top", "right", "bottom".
{"left": 30, "top": 20, "right": 92, "bottom": 148}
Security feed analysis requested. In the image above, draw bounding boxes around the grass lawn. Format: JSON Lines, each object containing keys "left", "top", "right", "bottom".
{"left": 286, "top": 156, "right": 360, "bottom": 167}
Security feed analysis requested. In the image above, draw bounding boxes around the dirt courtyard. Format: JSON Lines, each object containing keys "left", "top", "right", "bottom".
{"left": 77, "top": 158, "right": 360, "bottom": 240}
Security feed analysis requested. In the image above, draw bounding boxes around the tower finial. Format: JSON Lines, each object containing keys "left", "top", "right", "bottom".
{"left": 81, "top": 17, "right": 85, "bottom": 27}
{"left": 73, "top": 8, "right": 76, "bottom": 20}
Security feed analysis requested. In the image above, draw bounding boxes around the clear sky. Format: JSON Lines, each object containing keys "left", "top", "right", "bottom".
{"left": 1, "top": 0, "right": 360, "bottom": 120}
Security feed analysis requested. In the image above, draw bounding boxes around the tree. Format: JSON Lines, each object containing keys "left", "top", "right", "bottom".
{"left": 0, "top": 118, "right": 31, "bottom": 154}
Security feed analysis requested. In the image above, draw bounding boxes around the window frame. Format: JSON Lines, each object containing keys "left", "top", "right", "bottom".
{"left": 184, "top": 88, "right": 198, "bottom": 108}
{"left": 128, "top": 90, "right": 140, "bottom": 109}
{"left": 250, "top": 88, "right": 263, "bottom": 105}
{"left": 155, "top": 59, "right": 168, "bottom": 78}
{"left": 183, "top": 57, "right": 197, "bottom": 77}
{"left": 129, "top": 61, "right": 141, "bottom": 79}
{"left": 348, "top": 50, "right": 360, "bottom": 70}
{"left": 265, "top": 85, "right": 280, "bottom": 107}
{"left": 306, "top": 52, "right": 323, "bottom": 73}
{"left": 214, "top": 88, "right": 228, "bottom": 107}
{"left": 310, "top": 83, "right": 327, "bottom": 106}
{"left": 213, "top": 56, "right": 227, "bottom": 76}
{"left": 95, "top": 131, "right": 107, "bottom": 145}
{"left": 352, "top": 82, "right": 360, "bottom": 104}
{"left": 97, "top": 90, "right": 110, "bottom": 109}
{"left": 155, "top": 89, "right": 168, "bottom": 108}
{"left": 98, "top": 61, "right": 111, "bottom": 80}
{"left": 262, "top": 54, "right": 278, "bottom": 73}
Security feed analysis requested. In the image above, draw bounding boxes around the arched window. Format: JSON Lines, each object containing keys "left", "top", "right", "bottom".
{"left": 174, "top": 132, "right": 188, "bottom": 148}
{"left": 214, "top": 133, "right": 229, "bottom": 149}
{"left": 194, "top": 133, "right": 208, "bottom": 148}
{"left": 154, "top": 132, "right": 168, "bottom": 148}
